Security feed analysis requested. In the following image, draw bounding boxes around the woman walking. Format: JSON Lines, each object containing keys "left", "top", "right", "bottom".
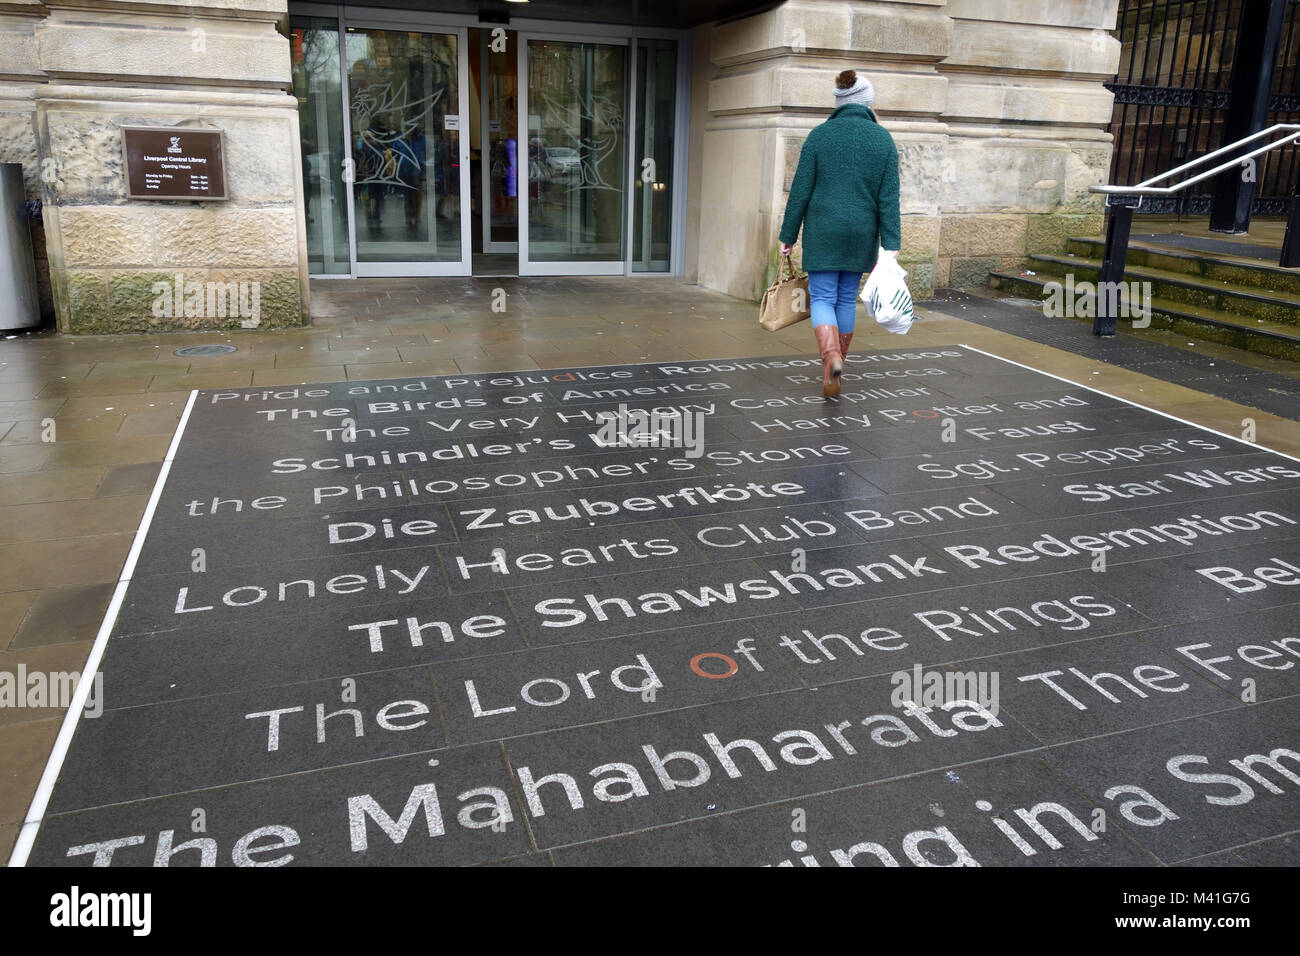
{"left": 779, "top": 70, "right": 901, "bottom": 397}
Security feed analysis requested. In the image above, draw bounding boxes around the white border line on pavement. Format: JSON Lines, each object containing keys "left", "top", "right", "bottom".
{"left": 959, "top": 343, "right": 1300, "bottom": 465}
{"left": 7, "top": 388, "right": 200, "bottom": 868}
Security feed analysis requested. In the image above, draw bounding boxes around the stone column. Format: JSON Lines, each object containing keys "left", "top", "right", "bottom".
{"left": 937, "top": 0, "right": 1120, "bottom": 287}
{"left": 33, "top": 0, "right": 307, "bottom": 333}
{"left": 694, "top": 0, "right": 951, "bottom": 301}
{"left": 689, "top": 0, "right": 1122, "bottom": 299}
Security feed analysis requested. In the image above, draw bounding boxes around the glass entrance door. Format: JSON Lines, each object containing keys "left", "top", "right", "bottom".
{"left": 293, "top": 11, "right": 683, "bottom": 279}
{"left": 518, "top": 35, "right": 628, "bottom": 275}
{"left": 345, "top": 25, "right": 470, "bottom": 275}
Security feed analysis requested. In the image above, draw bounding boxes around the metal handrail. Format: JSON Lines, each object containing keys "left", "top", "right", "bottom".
{"left": 1083, "top": 123, "right": 1300, "bottom": 338}
{"left": 1090, "top": 124, "right": 1300, "bottom": 198}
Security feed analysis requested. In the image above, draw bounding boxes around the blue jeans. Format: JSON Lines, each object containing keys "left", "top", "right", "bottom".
{"left": 808, "top": 270, "right": 862, "bottom": 335}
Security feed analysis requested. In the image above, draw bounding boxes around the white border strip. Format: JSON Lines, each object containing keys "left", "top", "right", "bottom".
{"left": 7, "top": 389, "right": 200, "bottom": 868}
{"left": 959, "top": 343, "right": 1300, "bottom": 464}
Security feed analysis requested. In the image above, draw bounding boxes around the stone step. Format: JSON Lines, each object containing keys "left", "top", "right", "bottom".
{"left": 987, "top": 270, "right": 1300, "bottom": 363}
{"left": 1065, "top": 236, "right": 1300, "bottom": 297}
{"left": 1024, "top": 253, "right": 1300, "bottom": 327}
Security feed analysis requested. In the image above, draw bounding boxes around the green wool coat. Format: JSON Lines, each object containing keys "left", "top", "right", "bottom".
{"left": 779, "top": 103, "right": 902, "bottom": 274}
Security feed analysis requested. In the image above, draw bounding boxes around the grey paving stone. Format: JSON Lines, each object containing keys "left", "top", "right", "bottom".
{"left": 750, "top": 570, "right": 1155, "bottom": 686}
{"left": 844, "top": 427, "right": 1246, "bottom": 495}
{"left": 1174, "top": 850, "right": 1253, "bottom": 867}
{"left": 834, "top": 425, "right": 934, "bottom": 460}
{"left": 29, "top": 746, "right": 530, "bottom": 867}
{"left": 95, "top": 462, "right": 162, "bottom": 498}
{"left": 433, "top": 620, "right": 800, "bottom": 746}
{"left": 503, "top": 673, "right": 1038, "bottom": 851}
{"left": 673, "top": 486, "right": 1033, "bottom": 559}
{"left": 1095, "top": 538, "right": 1300, "bottom": 624}
{"left": 945, "top": 632, "right": 1243, "bottom": 745}
{"left": 744, "top": 539, "right": 992, "bottom": 608}
{"left": 1035, "top": 696, "right": 1300, "bottom": 865}
{"left": 920, "top": 487, "right": 1300, "bottom": 574}
{"left": 701, "top": 434, "right": 880, "bottom": 470}
{"left": 551, "top": 753, "right": 1159, "bottom": 867}
{"left": 135, "top": 501, "right": 459, "bottom": 576}
{"left": 478, "top": 852, "right": 556, "bottom": 866}
{"left": 987, "top": 452, "right": 1300, "bottom": 519}
{"left": 1230, "top": 831, "right": 1300, "bottom": 866}
{"left": 437, "top": 519, "right": 702, "bottom": 594}
{"left": 713, "top": 405, "right": 914, "bottom": 444}
{"left": 503, "top": 556, "right": 798, "bottom": 647}
{"left": 670, "top": 500, "right": 878, "bottom": 561}
{"left": 1128, "top": 603, "right": 1300, "bottom": 703}
{"left": 115, "top": 549, "right": 451, "bottom": 634}
{"left": 443, "top": 463, "right": 885, "bottom": 540}
{"left": 929, "top": 292, "right": 1300, "bottom": 422}
{"left": 98, "top": 590, "right": 525, "bottom": 707}
{"left": 49, "top": 667, "right": 444, "bottom": 813}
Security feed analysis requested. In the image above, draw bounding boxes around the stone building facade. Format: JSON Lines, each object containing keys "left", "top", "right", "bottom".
{"left": 0, "top": 0, "right": 1121, "bottom": 333}
{"left": 1, "top": 0, "right": 308, "bottom": 332}
{"left": 687, "top": 0, "right": 1119, "bottom": 300}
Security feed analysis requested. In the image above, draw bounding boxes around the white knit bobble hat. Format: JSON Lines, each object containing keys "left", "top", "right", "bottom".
{"left": 834, "top": 71, "right": 875, "bottom": 109}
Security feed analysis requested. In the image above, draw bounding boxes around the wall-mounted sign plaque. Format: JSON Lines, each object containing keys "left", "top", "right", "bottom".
{"left": 122, "top": 126, "right": 227, "bottom": 200}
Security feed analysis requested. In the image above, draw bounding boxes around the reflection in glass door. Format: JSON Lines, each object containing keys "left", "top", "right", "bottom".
{"left": 290, "top": 13, "right": 685, "bottom": 279}
{"left": 480, "top": 29, "right": 518, "bottom": 254}
{"left": 345, "top": 26, "right": 469, "bottom": 274}
{"left": 519, "top": 36, "right": 628, "bottom": 275}
{"left": 633, "top": 37, "right": 677, "bottom": 272}
{"left": 292, "top": 15, "right": 350, "bottom": 275}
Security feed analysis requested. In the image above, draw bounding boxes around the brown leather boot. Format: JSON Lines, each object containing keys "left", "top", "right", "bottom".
{"left": 838, "top": 331, "right": 854, "bottom": 360}
{"left": 813, "top": 324, "right": 843, "bottom": 398}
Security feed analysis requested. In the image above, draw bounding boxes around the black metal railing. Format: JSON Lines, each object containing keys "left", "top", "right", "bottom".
{"left": 1091, "top": 123, "right": 1300, "bottom": 335}
{"left": 1104, "top": 0, "right": 1300, "bottom": 215}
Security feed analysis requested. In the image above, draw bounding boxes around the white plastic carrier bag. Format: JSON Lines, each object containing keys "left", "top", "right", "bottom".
{"left": 860, "top": 252, "right": 914, "bottom": 334}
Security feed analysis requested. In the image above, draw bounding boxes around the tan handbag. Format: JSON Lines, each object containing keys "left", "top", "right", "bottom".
{"left": 759, "top": 254, "right": 810, "bottom": 332}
